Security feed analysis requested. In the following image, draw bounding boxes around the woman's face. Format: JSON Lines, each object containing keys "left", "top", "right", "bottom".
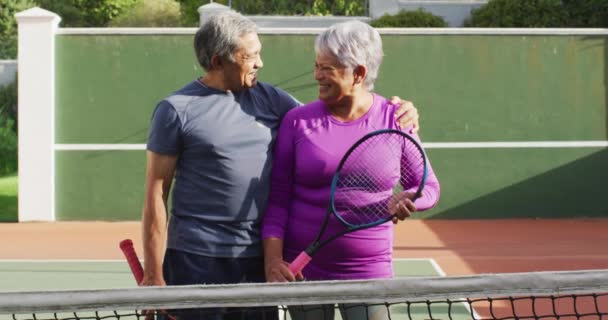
{"left": 314, "top": 52, "right": 354, "bottom": 105}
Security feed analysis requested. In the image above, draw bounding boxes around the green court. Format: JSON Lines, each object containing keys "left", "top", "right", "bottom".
{"left": 0, "top": 259, "right": 476, "bottom": 320}
{"left": 0, "top": 258, "right": 442, "bottom": 292}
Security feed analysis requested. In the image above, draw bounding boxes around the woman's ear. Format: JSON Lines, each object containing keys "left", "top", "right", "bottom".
{"left": 353, "top": 65, "right": 367, "bottom": 85}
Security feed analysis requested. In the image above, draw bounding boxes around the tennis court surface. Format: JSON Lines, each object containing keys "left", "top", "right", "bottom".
{"left": 0, "top": 258, "right": 440, "bottom": 292}
{"left": 0, "top": 219, "right": 607, "bottom": 319}
{"left": 0, "top": 258, "right": 450, "bottom": 319}
{"left": 0, "top": 259, "right": 607, "bottom": 320}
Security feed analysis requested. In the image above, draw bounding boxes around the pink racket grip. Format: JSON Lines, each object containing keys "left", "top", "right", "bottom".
{"left": 288, "top": 251, "right": 312, "bottom": 275}
{"left": 119, "top": 239, "right": 144, "bottom": 285}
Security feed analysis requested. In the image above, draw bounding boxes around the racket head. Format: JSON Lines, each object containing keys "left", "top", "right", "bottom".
{"left": 329, "top": 129, "right": 428, "bottom": 228}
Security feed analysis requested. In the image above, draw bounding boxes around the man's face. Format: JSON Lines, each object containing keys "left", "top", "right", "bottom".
{"left": 223, "top": 32, "right": 263, "bottom": 92}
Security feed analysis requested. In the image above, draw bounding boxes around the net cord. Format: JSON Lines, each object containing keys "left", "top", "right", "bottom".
{"left": 1, "top": 269, "right": 607, "bottom": 314}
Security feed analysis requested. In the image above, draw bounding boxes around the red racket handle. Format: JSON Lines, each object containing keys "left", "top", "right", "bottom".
{"left": 120, "top": 240, "right": 177, "bottom": 320}
{"left": 119, "top": 239, "right": 144, "bottom": 284}
{"left": 288, "top": 251, "right": 312, "bottom": 275}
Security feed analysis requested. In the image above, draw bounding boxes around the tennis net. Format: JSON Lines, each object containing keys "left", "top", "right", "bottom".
{"left": 1, "top": 269, "right": 607, "bottom": 320}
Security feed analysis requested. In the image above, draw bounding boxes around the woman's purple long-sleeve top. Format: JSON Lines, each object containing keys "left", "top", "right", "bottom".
{"left": 262, "top": 94, "right": 440, "bottom": 280}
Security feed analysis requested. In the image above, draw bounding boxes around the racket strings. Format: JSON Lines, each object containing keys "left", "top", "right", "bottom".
{"left": 400, "top": 141, "right": 426, "bottom": 191}
{"left": 334, "top": 133, "right": 411, "bottom": 226}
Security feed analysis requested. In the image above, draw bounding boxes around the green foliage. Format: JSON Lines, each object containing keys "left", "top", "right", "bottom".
{"left": 0, "top": 173, "right": 18, "bottom": 222}
{"left": 224, "top": 0, "right": 365, "bottom": 15}
{"left": 0, "top": 117, "right": 17, "bottom": 176}
{"left": 110, "top": 0, "right": 182, "bottom": 27}
{"left": 0, "top": 0, "right": 36, "bottom": 59}
{"left": 35, "top": 0, "right": 85, "bottom": 27}
{"left": 305, "top": 0, "right": 365, "bottom": 16}
{"left": 466, "top": 0, "right": 608, "bottom": 27}
{"left": 371, "top": 9, "right": 448, "bottom": 28}
{"left": 36, "top": 0, "right": 138, "bottom": 27}
{"left": 0, "top": 78, "right": 17, "bottom": 133}
{"left": 174, "top": 0, "right": 199, "bottom": 26}
{"left": 0, "top": 80, "right": 18, "bottom": 176}
{"left": 89, "top": 0, "right": 139, "bottom": 26}
{"left": 176, "top": 0, "right": 366, "bottom": 26}
{"left": 562, "top": 0, "right": 608, "bottom": 27}
{"left": 465, "top": 0, "right": 567, "bottom": 27}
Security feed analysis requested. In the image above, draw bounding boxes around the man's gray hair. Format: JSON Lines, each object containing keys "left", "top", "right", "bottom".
{"left": 194, "top": 11, "right": 258, "bottom": 71}
{"left": 315, "top": 21, "right": 384, "bottom": 91}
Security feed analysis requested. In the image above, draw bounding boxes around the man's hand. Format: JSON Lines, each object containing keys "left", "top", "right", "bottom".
{"left": 140, "top": 273, "right": 166, "bottom": 287}
{"left": 140, "top": 273, "right": 171, "bottom": 320}
{"left": 390, "top": 96, "right": 420, "bottom": 133}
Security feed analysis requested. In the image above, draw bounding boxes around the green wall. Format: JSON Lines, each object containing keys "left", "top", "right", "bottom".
{"left": 54, "top": 32, "right": 608, "bottom": 220}
{"left": 55, "top": 151, "right": 145, "bottom": 220}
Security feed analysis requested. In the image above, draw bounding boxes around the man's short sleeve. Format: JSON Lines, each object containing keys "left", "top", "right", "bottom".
{"left": 146, "top": 100, "right": 182, "bottom": 155}
{"left": 273, "top": 86, "right": 303, "bottom": 118}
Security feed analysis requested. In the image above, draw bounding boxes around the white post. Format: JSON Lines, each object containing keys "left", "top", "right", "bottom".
{"left": 15, "top": 7, "right": 61, "bottom": 221}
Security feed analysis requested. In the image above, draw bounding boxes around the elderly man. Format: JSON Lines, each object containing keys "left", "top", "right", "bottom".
{"left": 141, "top": 11, "right": 420, "bottom": 320}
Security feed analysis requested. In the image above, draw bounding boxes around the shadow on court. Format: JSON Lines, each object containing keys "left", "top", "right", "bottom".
{"left": 433, "top": 148, "right": 608, "bottom": 218}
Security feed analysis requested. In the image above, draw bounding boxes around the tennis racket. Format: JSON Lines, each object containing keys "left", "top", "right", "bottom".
{"left": 288, "top": 129, "right": 429, "bottom": 275}
{"left": 119, "top": 239, "right": 177, "bottom": 320}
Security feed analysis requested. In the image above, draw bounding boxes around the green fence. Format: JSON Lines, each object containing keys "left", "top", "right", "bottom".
{"left": 54, "top": 31, "right": 608, "bottom": 220}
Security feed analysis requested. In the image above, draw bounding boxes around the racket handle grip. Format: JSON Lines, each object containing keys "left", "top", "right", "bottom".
{"left": 288, "top": 251, "right": 312, "bottom": 275}
{"left": 119, "top": 239, "right": 144, "bottom": 285}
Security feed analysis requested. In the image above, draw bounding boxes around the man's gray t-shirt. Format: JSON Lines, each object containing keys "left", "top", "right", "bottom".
{"left": 147, "top": 80, "right": 300, "bottom": 258}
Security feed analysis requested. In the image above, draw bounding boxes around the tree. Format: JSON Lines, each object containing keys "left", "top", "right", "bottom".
{"left": 110, "top": 0, "right": 182, "bottom": 27}
{"left": 465, "top": 0, "right": 568, "bottom": 27}
{"left": 176, "top": 0, "right": 366, "bottom": 27}
{"left": 371, "top": 9, "right": 447, "bottom": 28}
{"left": 0, "top": 78, "right": 18, "bottom": 175}
{"left": 563, "top": 0, "right": 608, "bottom": 27}
{"left": 36, "top": 0, "right": 138, "bottom": 27}
{"left": 0, "top": 0, "right": 36, "bottom": 59}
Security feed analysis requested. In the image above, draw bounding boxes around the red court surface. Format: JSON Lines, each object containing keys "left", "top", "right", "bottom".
{"left": 1, "top": 219, "right": 606, "bottom": 275}
{"left": 1, "top": 219, "right": 607, "bottom": 319}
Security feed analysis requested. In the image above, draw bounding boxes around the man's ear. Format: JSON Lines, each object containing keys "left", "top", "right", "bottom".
{"left": 209, "top": 54, "right": 223, "bottom": 70}
{"left": 353, "top": 65, "right": 367, "bottom": 85}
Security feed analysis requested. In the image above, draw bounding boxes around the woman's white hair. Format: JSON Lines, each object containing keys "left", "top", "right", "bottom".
{"left": 315, "top": 20, "right": 384, "bottom": 91}
{"left": 194, "top": 11, "right": 257, "bottom": 71}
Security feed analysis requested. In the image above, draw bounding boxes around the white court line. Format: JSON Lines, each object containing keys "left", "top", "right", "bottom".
{"left": 424, "top": 141, "right": 608, "bottom": 148}
{"left": 54, "top": 141, "right": 608, "bottom": 151}
{"left": 54, "top": 144, "right": 145, "bottom": 150}
{"left": 394, "top": 258, "right": 482, "bottom": 320}
{"left": 393, "top": 257, "right": 447, "bottom": 275}
{"left": 393, "top": 257, "right": 446, "bottom": 276}
{"left": 425, "top": 258, "right": 482, "bottom": 320}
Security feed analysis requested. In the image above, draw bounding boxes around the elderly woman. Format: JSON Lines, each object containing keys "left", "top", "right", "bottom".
{"left": 261, "top": 21, "right": 441, "bottom": 319}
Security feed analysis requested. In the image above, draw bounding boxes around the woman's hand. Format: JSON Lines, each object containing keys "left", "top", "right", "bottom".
{"left": 388, "top": 191, "right": 417, "bottom": 224}
{"left": 265, "top": 257, "right": 301, "bottom": 282}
